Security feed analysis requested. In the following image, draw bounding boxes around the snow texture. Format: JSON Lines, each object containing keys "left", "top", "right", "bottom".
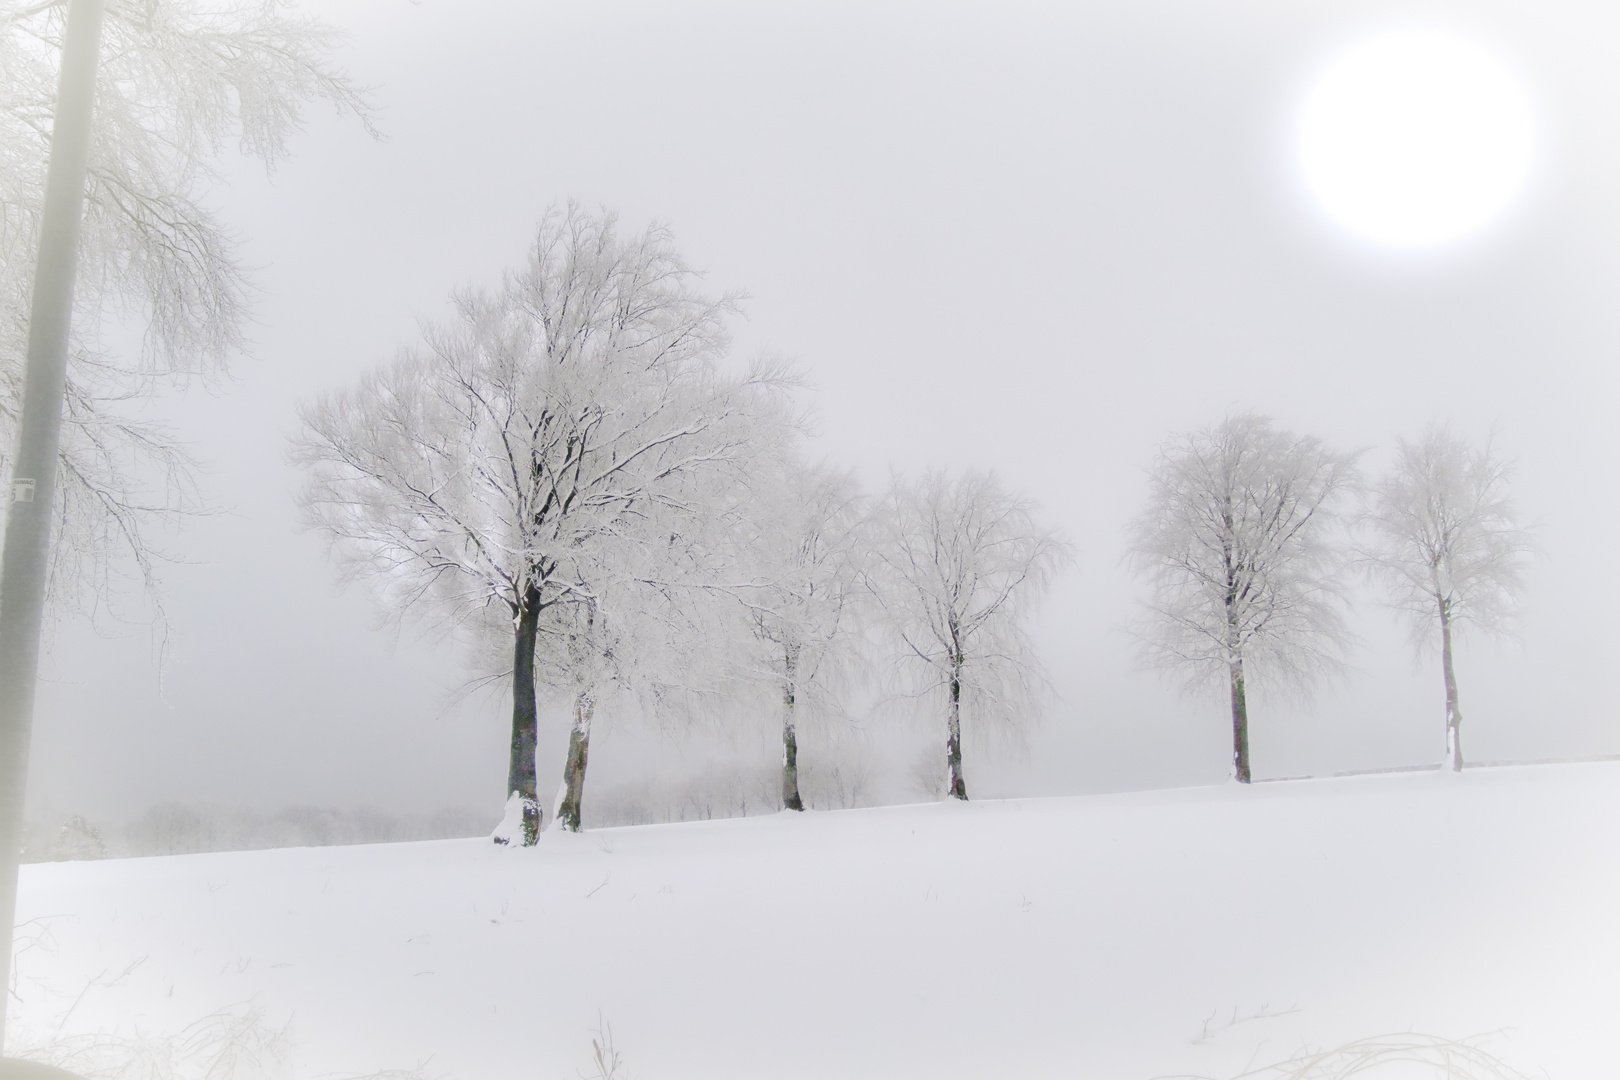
{"left": 14, "top": 764, "right": 1618, "bottom": 1079}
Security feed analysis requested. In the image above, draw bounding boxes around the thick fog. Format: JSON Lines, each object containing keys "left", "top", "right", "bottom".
{"left": 26, "top": 0, "right": 1620, "bottom": 828}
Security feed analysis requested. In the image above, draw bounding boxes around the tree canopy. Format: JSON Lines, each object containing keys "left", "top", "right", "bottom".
{"left": 1, "top": 0, "right": 369, "bottom": 610}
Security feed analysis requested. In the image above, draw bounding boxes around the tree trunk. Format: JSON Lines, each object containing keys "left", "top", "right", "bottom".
{"left": 1229, "top": 656, "right": 1251, "bottom": 784}
{"left": 555, "top": 690, "right": 595, "bottom": 832}
{"left": 497, "top": 583, "right": 542, "bottom": 846}
{"left": 1223, "top": 571, "right": 1251, "bottom": 784}
{"left": 946, "top": 661, "right": 968, "bottom": 800}
{"left": 781, "top": 648, "right": 803, "bottom": 811}
{"left": 1440, "top": 598, "right": 1463, "bottom": 772}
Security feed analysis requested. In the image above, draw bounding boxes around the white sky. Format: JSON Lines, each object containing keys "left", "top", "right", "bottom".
{"left": 27, "top": 0, "right": 1620, "bottom": 822}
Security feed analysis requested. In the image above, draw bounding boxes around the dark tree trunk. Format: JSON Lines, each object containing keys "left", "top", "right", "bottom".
{"left": 1229, "top": 656, "right": 1251, "bottom": 784}
{"left": 497, "top": 582, "right": 543, "bottom": 846}
{"left": 1439, "top": 597, "right": 1463, "bottom": 772}
{"left": 556, "top": 690, "right": 595, "bottom": 832}
{"left": 781, "top": 647, "right": 803, "bottom": 811}
{"left": 782, "top": 712, "right": 803, "bottom": 811}
{"left": 946, "top": 661, "right": 968, "bottom": 800}
{"left": 1224, "top": 569, "right": 1250, "bottom": 784}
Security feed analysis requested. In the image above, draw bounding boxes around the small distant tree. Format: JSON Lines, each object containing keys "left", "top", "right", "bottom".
{"left": 52, "top": 814, "right": 106, "bottom": 860}
{"left": 868, "top": 469, "right": 1070, "bottom": 801}
{"left": 1127, "top": 413, "right": 1357, "bottom": 783}
{"left": 295, "top": 204, "right": 789, "bottom": 846}
{"left": 728, "top": 458, "right": 868, "bottom": 811}
{"left": 1360, "top": 425, "right": 1535, "bottom": 771}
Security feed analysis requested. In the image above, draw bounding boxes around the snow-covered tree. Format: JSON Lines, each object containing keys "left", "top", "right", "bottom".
{"left": 727, "top": 458, "right": 868, "bottom": 811}
{"left": 543, "top": 596, "right": 617, "bottom": 834}
{"left": 534, "top": 535, "right": 718, "bottom": 834}
{"left": 867, "top": 469, "right": 1070, "bottom": 801}
{"left": 51, "top": 813, "right": 105, "bottom": 860}
{"left": 1127, "top": 413, "right": 1357, "bottom": 783}
{"left": 1, "top": 0, "right": 369, "bottom": 609}
{"left": 294, "top": 204, "right": 792, "bottom": 846}
{"left": 1360, "top": 425, "right": 1535, "bottom": 771}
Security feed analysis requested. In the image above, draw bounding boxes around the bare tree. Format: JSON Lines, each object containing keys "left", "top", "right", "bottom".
{"left": 0, "top": 0, "right": 370, "bottom": 610}
{"left": 868, "top": 469, "right": 1070, "bottom": 801}
{"left": 1127, "top": 413, "right": 1357, "bottom": 783}
{"left": 1360, "top": 425, "right": 1535, "bottom": 772}
{"left": 534, "top": 530, "right": 721, "bottom": 834}
{"left": 544, "top": 596, "right": 619, "bottom": 835}
{"left": 294, "top": 204, "right": 791, "bottom": 845}
{"left": 727, "top": 457, "right": 868, "bottom": 811}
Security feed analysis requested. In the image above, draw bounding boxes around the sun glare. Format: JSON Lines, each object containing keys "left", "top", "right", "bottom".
{"left": 1297, "top": 31, "right": 1535, "bottom": 249}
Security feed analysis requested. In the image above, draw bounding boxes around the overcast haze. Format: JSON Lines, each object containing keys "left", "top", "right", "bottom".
{"left": 26, "top": 0, "right": 1620, "bottom": 825}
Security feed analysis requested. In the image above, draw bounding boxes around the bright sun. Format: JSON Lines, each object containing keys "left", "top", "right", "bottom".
{"left": 1297, "top": 31, "right": 1535, "bottom": 249}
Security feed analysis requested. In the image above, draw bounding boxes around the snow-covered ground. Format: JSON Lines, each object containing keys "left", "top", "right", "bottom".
{"left": 14, "top": 763, "right": 1620, "bottom": 1079}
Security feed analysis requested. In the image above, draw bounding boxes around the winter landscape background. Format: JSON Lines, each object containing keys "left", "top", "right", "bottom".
{"left": 9, "top": 0, "right": 1620, "bottom": 1075}
{"left": 24, "top": 0, "right": 1620, "bottom": 843}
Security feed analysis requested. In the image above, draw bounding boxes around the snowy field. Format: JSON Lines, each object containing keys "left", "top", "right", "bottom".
{"left": 13, "top": 763, "right": 1620, "bottom": 1080}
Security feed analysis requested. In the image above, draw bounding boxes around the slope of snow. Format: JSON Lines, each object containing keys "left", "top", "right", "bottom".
{"left": 15, "top": 764, "right": 1620, "bottom": 1079}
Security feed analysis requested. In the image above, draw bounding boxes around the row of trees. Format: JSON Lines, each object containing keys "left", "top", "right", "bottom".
{"left": 293, "top": 204, "right": 1073, "bottom": 845}
{"left": 0, "top": 1, "right": 1542, "bottom": 858}
{"left": 295, "top": 207, "right": 1537, "bottom": 839}
{"left": 1129, "top": 414, "right": 1535, "bottom": 782}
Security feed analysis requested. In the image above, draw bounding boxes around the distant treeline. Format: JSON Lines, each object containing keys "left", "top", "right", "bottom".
{"left": 583, "top": 755, "right": 880, "bottom": 831}
{"left": 24, "top": 736, "right": 892, "bottom": 861}
{"left": 21, "top": 803, "right": 494, "bottom": 863}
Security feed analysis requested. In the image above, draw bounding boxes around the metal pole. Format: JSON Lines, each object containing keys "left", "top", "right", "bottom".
{"left": 0, "top": 0, "right": 107, "bottom": 1049}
